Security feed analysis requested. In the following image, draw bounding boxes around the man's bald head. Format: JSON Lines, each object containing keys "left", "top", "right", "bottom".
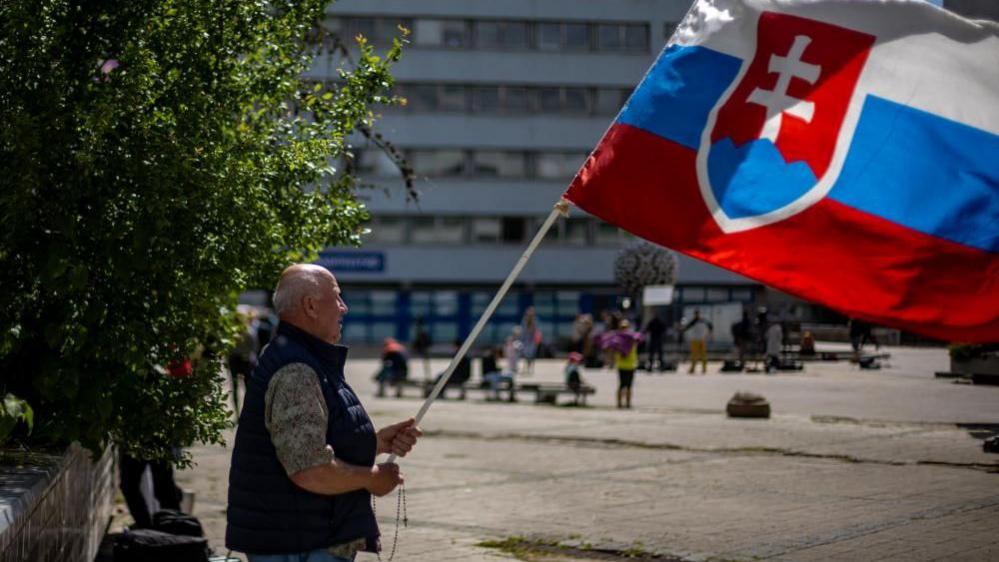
{"left": 273, "top": 264, "right": 334, "bottom": 316}
{"left": 273, "top": 264, "right": 347, "bottom": 344}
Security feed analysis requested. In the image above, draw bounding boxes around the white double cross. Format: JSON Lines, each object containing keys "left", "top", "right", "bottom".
{"left": 747, "top": 35, "right": 821, "bottom": 142}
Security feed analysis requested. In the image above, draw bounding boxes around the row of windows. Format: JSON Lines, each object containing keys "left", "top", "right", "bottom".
{"left": 342, "top": 288, "right": 585, "bottom": 345}
{"left": 363, "top": 215, "right": 631, "bottom": 247}
{"left": 354, "top": 148, "right": 588, "bottom": 180}
{"left": 326, "top": 16, "right": 651, "bottom": 53}
{"left": 344, "top": 288, "right": 755, "bottom": 321}
{"left": 357, "top": 291, "right": 580, "bottom": 326}
{"left": 393, "top": 83, "right": 632, "bottom": 116}
{"left": 338, "top": 286, "right": 756, "bottom": 345}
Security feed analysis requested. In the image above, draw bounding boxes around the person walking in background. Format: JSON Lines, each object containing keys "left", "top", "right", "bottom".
{"left": 570, "top": 313, "right": 591, "bottom": 354}
{"left": 643, "top": 313, "right": 667, "bottom": 372}
{"left": 849, "top": 318, "right": 879, "bottom": 361}
{"left": 799, "top": 330, "right": 816, "bottom": 357}
{"left": 612, "top": 320, "right": 641, "bottom": 408}
{"left": 765, "top": 319, "right": 784, "bottom": 373}
{"left": 755, "top": 307, "right": 770, "bottom": 354}
{"left": 412, "top": 316, "right": 433, "bottom": 380}
{"left": 682, "top": 309, "right": 712, "bottom": 374}
{"left": 571, "top": 313, "right": 601, "bottom": 368}
{"left": 731, "top": 309, "right": 754, "bottom": 370}
{"left": 520, "top": 306, "right": 541, "bottom": 375}
{"left": 504, "top": 326, "right": 523, "bottom": 375}
{"left": 579, "top": 314, "right": 599, "bottom": 368}
{"left": 598, "top": 310, "right": 623, "bottom": 370}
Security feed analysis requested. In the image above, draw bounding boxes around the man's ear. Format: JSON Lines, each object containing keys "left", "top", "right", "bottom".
{"left": 302, "top": 295, "right": 318, "bottom": 319}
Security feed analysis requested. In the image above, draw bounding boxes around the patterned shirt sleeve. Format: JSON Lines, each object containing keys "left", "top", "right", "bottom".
{"left": 264, "top": 363, "right": 335, "bottom": 476}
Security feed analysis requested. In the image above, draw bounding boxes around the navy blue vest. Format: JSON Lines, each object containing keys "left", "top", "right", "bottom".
{"left": 226, "top": 322, "right": 379, "bottom": 554}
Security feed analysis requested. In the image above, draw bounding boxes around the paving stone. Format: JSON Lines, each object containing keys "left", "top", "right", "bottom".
{"left": 165, "top": 347, "right": 999, "bottom": 561}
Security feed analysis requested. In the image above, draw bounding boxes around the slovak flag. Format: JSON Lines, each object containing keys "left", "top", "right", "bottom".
{"left": 565, "top": 0, "right": 999, "bottom": 342}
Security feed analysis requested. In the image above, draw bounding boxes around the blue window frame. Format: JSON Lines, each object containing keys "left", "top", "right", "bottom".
{"left": 341, "top": 288, "right": 594, "bottom": 346}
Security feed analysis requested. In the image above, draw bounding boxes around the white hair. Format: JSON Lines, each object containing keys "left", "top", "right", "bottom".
{"left": 272, "top": 265, "right": 330, "bottom": 315}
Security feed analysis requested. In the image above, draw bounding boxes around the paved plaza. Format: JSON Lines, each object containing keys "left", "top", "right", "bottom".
{"left": 171, "top": 346, "right": 999, "bottom": 561}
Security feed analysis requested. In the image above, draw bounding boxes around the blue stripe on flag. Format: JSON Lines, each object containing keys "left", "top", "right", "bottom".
{"left": 830, "top": 95, "right": 999, "bottom": 254}
{"left": 617, "top": 45, "right": 742, "bottom": 150}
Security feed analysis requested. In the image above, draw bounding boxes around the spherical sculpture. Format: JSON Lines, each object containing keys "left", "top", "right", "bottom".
{"left": 614, "top": 240, "right": 678, "bottom": 296}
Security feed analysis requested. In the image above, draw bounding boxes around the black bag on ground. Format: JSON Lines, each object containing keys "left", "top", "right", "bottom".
{"left": 720, "top": 360, "right": 743, "bottom": 372}
{"left": 112, "top": 529, "right": 210, "bottom": 562}
{"left": 152, "top": 509, "right": 205, "bottom": 537}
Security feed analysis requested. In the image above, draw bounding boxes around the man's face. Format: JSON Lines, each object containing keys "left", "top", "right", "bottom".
{"left": 315, "top": 274, "right": 348, "bottom": 344}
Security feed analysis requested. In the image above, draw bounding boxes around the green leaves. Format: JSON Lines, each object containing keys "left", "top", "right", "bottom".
{"left": 0, "top": 393, "right": 34, "bottom": 444}
{"left": 0, "top": 0, "right": 401, "bottom": 460}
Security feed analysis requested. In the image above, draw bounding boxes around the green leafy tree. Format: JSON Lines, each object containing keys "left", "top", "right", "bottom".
{"left": 0, "top": 0, "right": 403, "bottom": 463}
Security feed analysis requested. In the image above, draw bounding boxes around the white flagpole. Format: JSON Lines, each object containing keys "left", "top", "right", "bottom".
{"left": 386, "top": 198, "right": 570, "bottom": 463}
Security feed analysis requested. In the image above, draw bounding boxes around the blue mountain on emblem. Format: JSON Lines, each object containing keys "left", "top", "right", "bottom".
{"left": 707, "top": 137, "right": 818, "bottom": 219}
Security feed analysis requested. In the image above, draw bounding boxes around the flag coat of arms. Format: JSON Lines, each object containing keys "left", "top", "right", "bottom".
{"left": 565, "top": 0, "right": 999, "bottom": 342}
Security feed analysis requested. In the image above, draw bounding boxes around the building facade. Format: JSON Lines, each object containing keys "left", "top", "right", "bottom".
{"left": 311, "top": 0, "right": 760, "bottom": 348}
{"left": 307, "top": 0, "right": 985, "bottom": 348}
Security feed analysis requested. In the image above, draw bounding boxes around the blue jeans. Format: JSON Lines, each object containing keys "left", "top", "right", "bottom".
{"left": 483, "top": 372, "right": 516, "bottom": 400}
{"left": 247, "top": 549, "right": 352, "bottom": 562}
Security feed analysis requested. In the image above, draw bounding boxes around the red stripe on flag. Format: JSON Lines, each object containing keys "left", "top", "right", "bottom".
{"left": 566, "top": 123, "right": 999, "bottom": 342}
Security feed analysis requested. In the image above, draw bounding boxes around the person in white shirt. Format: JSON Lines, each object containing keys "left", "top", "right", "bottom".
{"left": 682, "top": 310, "right": 713, "bottom": 374}
{"left": 504, "top": 326, "right": 523, "bottom": 375}
{"left": 765, "top": 321, "right": 784, "bottom": 373}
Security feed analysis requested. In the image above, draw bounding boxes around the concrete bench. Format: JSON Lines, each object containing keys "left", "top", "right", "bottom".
{"left": 383, "top": 378, "right": 482, "bottom": 399}
{"left": 386, "top": 378, "right": 439, "bottom": 398}
{"left": 384, "top": 380, "right": 594, "bottom": 405}
{"left": 517, "top": 383, "right": 595, "bottom": 405}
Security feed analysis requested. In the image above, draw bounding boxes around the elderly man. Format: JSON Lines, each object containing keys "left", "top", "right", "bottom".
{"left": 226, "top": 264, "right": 421, "bottom": 562}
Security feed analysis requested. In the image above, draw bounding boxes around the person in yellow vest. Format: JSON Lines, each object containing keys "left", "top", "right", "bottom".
{"left": 614, "top": 320, "right": 640, "bottom": 409}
